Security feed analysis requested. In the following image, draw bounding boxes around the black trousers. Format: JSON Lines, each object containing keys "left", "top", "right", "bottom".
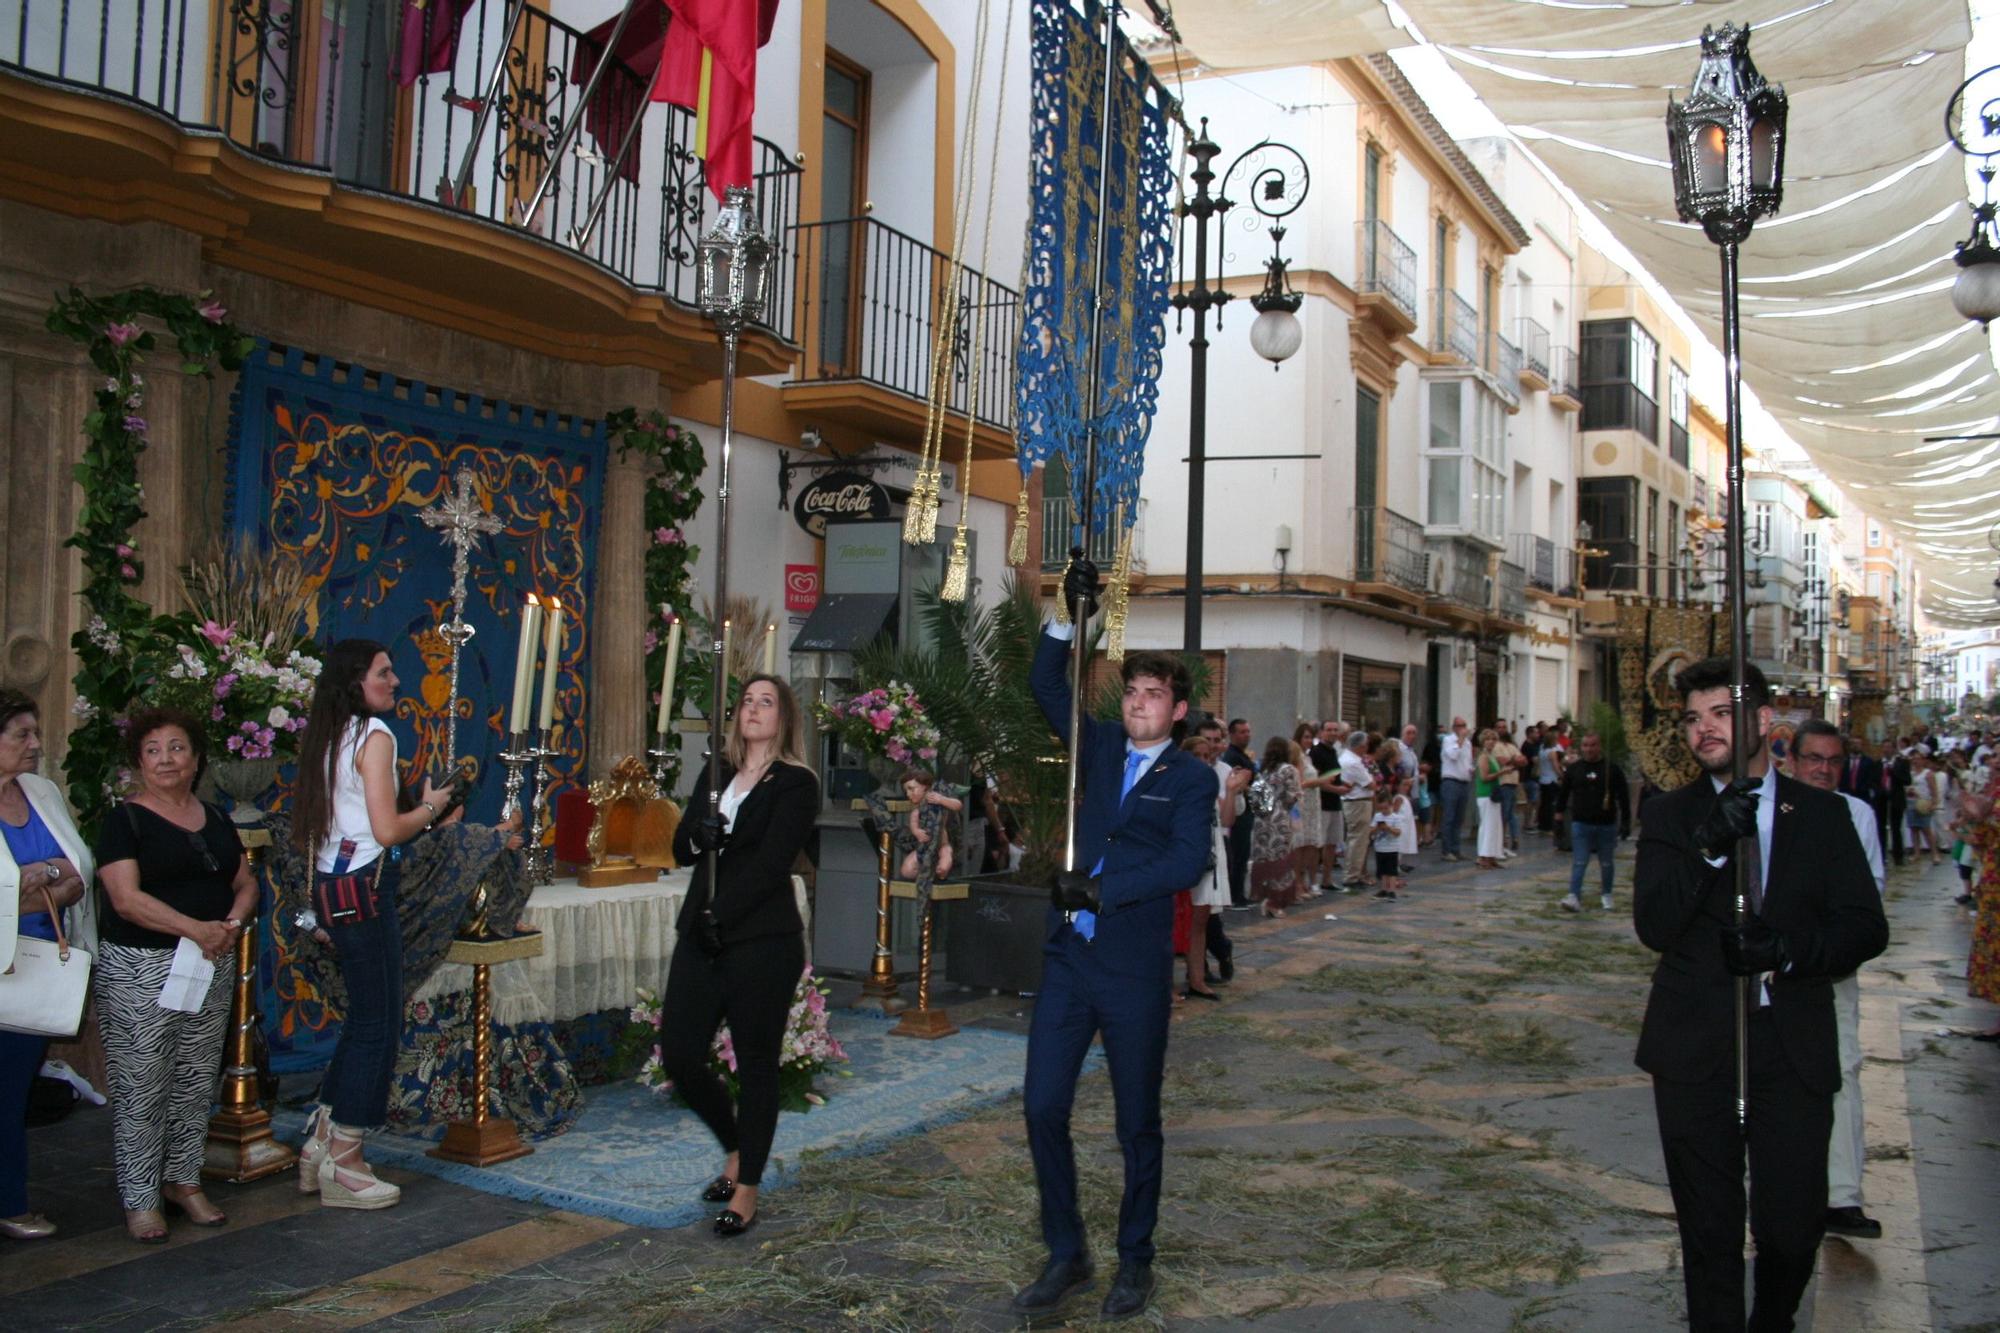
{"left": 658, "top": 931, "right": 805, "bottom": 1187}
{"left": 1205, "top": 912, "right": 1232, "bottom": 967}
{"left": 1652, "top": 1011, "right": 1831, "bottom": 1333}
{"left": 1885, "top": 796, "right": 1906, "bottom": 864}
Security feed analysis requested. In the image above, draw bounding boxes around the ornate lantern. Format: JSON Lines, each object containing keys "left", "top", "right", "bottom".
{"left": 1247, "top": 226, "right": 1304, "bottom": 367}
{"left": 1666, "top": 24, "right": 1788, "bottom": 244}
{"left": 696, "top": 186, "right": 775, "bottom": 331}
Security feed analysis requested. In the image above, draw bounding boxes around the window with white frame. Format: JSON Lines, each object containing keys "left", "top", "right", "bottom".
{"left": 1752, "top": 501, "right": 1774, "bottom": 555}
{"left": 1424, "top": 377, "right": 1507, "bottom": 544}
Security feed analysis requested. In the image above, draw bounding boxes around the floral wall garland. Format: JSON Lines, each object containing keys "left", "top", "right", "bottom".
{"left": 44, "top": 286, "right": 253, "bottom": 827}
{"left": 608, "top": 408, "right": 705, "bottom": 792}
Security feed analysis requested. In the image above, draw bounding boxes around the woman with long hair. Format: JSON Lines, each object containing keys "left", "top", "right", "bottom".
{"left": 1474, "top": 728, "right": 1506, "bottom": 869}
{"left": 1250, "top": 736, "right": 1303, "bottom": 915}
{"left": 665, "top": 674, "right": 820, "bottom": 1237}
{"left": 289, "top": 640, "right": 456, "bottom": 1209}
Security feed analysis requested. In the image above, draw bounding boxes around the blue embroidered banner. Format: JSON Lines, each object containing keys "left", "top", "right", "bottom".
{"left": 1016, "top": 0, "right": 1175, "bottom": 542}
{"left": 226, "top": 341, "right": 606, "bottom": 1069}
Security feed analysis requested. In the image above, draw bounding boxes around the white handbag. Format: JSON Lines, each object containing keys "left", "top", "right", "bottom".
{"left": 0, "top": 885, "right": 93, "bottom": 1039}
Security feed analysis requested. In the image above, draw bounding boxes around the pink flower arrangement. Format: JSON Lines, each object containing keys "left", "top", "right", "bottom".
{"left": 197, "top": 298, "right": 227, "bottom": 324}
{"left": 652, "top": 526, "right": 683, "bottom": 546}
{"left": 629, "top": 966, "right": 848, "bottom": 1113}
{"left": 105, "top": 321, "right": 142, "bottom": 347}
{"left": 815, "top": 681, "right": 942, "bottom": 766}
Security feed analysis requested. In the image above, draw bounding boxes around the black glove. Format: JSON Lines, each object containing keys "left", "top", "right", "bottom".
{"left": 1723, "top": 915, "right": 1788, "bottom": 976}
{"left": 696, "top": 909, "right": 724, "bottom": 958}
{"left": 1693, "top": 776, "right": 1760, "bottom": 859}
{"left": 1062, "top": 554, "right": 1102, "bottom": 622}
{"left": 687, "top": 813, "right": 727, "bottom": 853}
{"left": 1050, "top": 869, "right": 1101, "bottom": 914}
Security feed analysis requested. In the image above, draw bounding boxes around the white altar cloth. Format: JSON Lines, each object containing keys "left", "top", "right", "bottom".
{"left": 411, "top": 872, "right": 689, "bottom": 1027}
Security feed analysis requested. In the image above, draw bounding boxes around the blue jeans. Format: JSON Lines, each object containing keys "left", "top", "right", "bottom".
{"left": 1498, "top": 784, "right": 1520, "bottom": 845}
{"left": 1439, "top": 778, "right": 1470, "bottom": 857}
{"left": 319, "top": 857, "right": 404, "bottom": 1129}
{"left": 1569, "top": 821, "right": 1619, "bottom": 900}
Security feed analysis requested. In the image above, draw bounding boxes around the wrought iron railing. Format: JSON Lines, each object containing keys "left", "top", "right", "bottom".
{"left": 1427, "top": 538, "right": 1491, "bottom": 610}
{"left": 1497, "top": 561, "right": 1527, "bottom": 621}
{"left": 1517, "top": 318, "right": 1549, "bottom": 382}
{"left": 1549, "top": 345, "right": 1580, "bottom": 399}
{"left": 1041, "top": 498, "right": 1143, "bottom": 571}
{"left": 3, "top": 0, "right": 801, "bottom": 335}
{"left": 1352, "top": 506, "right": 1428, "bottom": 592}
{"left": 1430, "top": 289, "right": 1478, "bottom": 363}
{"left": 791, "top": 216, "right": 1018, "bottom": 432}
{"left": 1355, "top": 220, "right": 1417, "bottom": 324}
{"left": 1509, "top": 532, "right": 1577, "bottom": 597}
{"left": 1489, "top": 331, "right": 1521, "bottom": 388}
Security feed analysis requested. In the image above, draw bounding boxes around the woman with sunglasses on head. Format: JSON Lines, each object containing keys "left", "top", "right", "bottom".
{"left": 289, "top": 640, "right": 457, "bottom": 1210}
{"left": 664, "top": 674, "right": 819, "bottom": 1237}
{"left": 93, "top": 708, "right": 257, "bottom": 1243}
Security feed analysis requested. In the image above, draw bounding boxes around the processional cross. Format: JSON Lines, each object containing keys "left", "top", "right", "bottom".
{"left": 420, "top": 467, "right": 505, "bottom": 761}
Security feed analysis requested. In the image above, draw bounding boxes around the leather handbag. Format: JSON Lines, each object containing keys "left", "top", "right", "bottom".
{"left": 0, "top": 885, "right": 94, "bottom": 1039}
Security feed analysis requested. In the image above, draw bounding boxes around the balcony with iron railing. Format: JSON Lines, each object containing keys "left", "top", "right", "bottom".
{"left": 1509, "top": 533, "right": 1580, "bottom": 600}
{"left": 1041, "top": 498, "right": 1146, "bottom": 572}
{"left": 789, "top": 217, "right": 1019, "bottom": 443}
{"left": 1355, "top": 221, "right": 1418, "bottom": 336}
{"left": 1429, "top": 289, "right": 1479, "bottom": 365}
{"left": 1548, "top": 345, "right": 1582, "bottom": 409}
{"left": 1485, "top": 330, "right": 1521, "bottom": 409}
{"left": 1351, "top": 506, "right": 1429, "bottom": 598}
{"left": 1517, "top": 318, "right": 1550, "bottom": 390}
{"left": 3, "top": 0, "right": 803, "bottom": 366}
{"left": 1426, "top": 537, "right": 1492, "bottom": 614}
{"left": 1496, "top": 560, "right": 1528, "bottom": 625}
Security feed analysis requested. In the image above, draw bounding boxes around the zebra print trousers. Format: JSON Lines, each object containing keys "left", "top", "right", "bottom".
{"left": 98, "top": 943, "right": 233, "bottom": 1211}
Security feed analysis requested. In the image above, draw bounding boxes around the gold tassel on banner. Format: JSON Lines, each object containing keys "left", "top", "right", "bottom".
{"left": 917, "top": 472, "right": 941, "bottom": 544}
{"left": 1007, "top": 484, "right": 1030, "bottom": 566}
{"left": 901, "top": 484, "right": 927, "bottom": 543}
{"left": 1105, "top": 509, "right": 1133, "bottom": 662}
{"left": 941, "top": 526, "right": 971, "bottom": 602}
{"left": 1053, "top": 553, "right": 1073, "bottom": 626}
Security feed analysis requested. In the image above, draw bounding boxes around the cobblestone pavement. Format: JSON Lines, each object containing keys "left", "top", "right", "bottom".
{"left": 5, "top": 834, "right": 1996, "bottom": 1330}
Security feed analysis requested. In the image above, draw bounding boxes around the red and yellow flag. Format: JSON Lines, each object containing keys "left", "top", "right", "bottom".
{"left": 650, "top": 0, "right": 781, "bottom": 200}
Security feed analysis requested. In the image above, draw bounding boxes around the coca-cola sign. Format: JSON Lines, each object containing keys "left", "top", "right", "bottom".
{"left": 794, "top": 471, "right": 892, "bottom": 537}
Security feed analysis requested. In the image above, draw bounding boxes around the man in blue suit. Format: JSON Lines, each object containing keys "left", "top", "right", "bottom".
{"left": 1011, "top": 562, "right": 1219, "bottom": 1322}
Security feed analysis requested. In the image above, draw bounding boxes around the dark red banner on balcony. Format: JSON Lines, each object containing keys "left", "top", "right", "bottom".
{"left": 651, "top": 0, "right": 781, "bottom": 199}
{"left": 396, "top": 0, "right": 480, "bottom": 88}
{"left": 574, "top": 1, "right": 671, "bottom": 184}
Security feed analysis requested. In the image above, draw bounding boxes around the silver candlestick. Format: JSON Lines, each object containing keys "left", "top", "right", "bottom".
{"left": 647, "top": 734, "right": 674, "bottom": 792}
{"left": 525, "top": 726, "right": 557, "bottom": 886}
{"left": 420, "top": 468, "right": 504, "bottom": 765}
{"left": 498, "top": 732, "right": 533, "bottom": 823}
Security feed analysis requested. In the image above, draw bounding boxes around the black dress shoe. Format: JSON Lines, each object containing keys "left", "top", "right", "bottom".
{"left": 1010, "top": 1255, "right": 1094, "bottom": 1314}
{"left": 1824, "top": 1206, "right": 1882, "bottom": 1238}
{"left": 713, "top": 1208, "right": 757, "bottom": 1237}
{"left": 1100, "top": 1261, "right": 1154, "bottom": 1319}
{"left": 700, "top": 1174, "right": 736, "bottom": 1203}
{"left": 1217, "top": 955, "right": 1235, "bottom": 982}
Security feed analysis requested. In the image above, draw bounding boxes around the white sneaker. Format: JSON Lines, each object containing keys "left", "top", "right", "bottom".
{"left": 1558, "top": 896, "right": 1581, "bottom": 913}
{"left": 1601, "top": 894, "right": 1615, "bottom": 911}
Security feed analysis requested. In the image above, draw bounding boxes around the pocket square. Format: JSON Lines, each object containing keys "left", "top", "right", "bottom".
{"left": 1139, "top": 793, "right": 1171, "bottom": 802}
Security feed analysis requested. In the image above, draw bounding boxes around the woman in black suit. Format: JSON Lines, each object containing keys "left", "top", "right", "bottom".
{"left": 666, "top": 673, "right": 819, "bottom": 1237}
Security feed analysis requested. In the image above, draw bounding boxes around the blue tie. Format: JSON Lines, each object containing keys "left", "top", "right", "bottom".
{"left": 1078, "top": 750, "right": 1150, "bottom": 942}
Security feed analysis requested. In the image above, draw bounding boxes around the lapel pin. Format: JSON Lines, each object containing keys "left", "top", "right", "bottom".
{"left": 1779, "top": 802, "right": 1793, "bottom": 814}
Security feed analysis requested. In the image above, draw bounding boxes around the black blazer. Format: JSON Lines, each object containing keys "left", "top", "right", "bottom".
{"left": 1633, "top": 771, "right": 1887, "bottom": 1094}
{"left": 671, "top": 760, "right": 819, "bottom": 946}
{"left": 1836, "top": 754, "right": 1883, "bottom": 811}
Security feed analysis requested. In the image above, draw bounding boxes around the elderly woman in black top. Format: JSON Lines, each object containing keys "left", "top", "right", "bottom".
{"left": 94, "top": 708, "right": 257, "bottom": 1243}
{"left": 666, "top": 673, "right": 818, "bottom": 1237}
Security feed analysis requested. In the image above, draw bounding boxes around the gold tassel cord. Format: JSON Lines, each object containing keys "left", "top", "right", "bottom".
{"left": 940, "top": 526, "right": 970, "bottom": 602}
{"left": 1053, "top": 553, "right": 1073, "bottom": 626}
{"left": 1007, "top": 484, "right": 1031, "bottom": 566}
{"left": 1104, "top": 507, "right": 1133, "bottom": 662}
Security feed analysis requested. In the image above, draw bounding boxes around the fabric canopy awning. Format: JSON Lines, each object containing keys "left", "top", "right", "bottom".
{"left": 790, "top": 594, "right": 898, "bottom": 654}
{"left": 1169, "top": 0, "right": 1994, "bottom": 624}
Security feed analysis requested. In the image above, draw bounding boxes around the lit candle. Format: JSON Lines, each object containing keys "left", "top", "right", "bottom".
{"left": 656, "top": 614, "right": 682, "bottom": 734}
{"left": 762, "top": 622, "right": 777, "bottom": 676}
{"left": 538, "top": 595, "right": 564, "bottom": 730}
{"left": 509, "top": 593, "right": 541, "bottom": 734}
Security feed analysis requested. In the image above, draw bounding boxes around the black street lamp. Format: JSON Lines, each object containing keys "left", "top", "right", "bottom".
{"left": 1172, "top": 124, "right": 1309, "bottom": 653}
{"left": 1947, "top": 67, "right": 2000, "bottom": 328}
{"left": 1667, "top": 21, "right": 1787, "bottom": 1131}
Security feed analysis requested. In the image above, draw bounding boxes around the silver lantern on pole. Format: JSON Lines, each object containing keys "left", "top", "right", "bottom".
{"left": 695, "top": 185, "right": 775, "bottom": 887}
{"left": 1666, "top": 21, "right": 1787, "bottom": 1132}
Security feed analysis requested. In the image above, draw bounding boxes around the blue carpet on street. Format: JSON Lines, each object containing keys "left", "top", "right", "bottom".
{"left": 274, "top": 1013, "right": 1078, "bottom": 1230}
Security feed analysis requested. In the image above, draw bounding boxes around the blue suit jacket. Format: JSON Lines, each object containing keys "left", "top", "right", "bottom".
{"left": 1031, "top": 630, "right": 1219, "bottom": 980}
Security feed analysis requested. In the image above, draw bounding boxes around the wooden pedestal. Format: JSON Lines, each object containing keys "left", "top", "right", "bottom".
{"left": 889, "top": 879, "right": 966, "bottom": 1041}
{"left": 427, "top": 933, "right": 545, "bottom": 1168}
{"left": 203, "top": 830, "right": 297, "bottom": 1183}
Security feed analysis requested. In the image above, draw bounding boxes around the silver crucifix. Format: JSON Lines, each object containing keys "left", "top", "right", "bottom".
{"left": 420, "top": 467, "right": 505, "bottom": 762}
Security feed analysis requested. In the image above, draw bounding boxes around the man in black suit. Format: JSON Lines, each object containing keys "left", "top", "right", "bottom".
{"left": 1221, "top": 718, "right": 1257, "bottom": 909}
{"left": 1635, "top": 657, "right": 1888, "bottom": 1333}
{"left": 1835, "top": 738, "right": 1886, "bottom": 862}
{"left": 1884, "top": 741, "right": 1912, "bottom": 867}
